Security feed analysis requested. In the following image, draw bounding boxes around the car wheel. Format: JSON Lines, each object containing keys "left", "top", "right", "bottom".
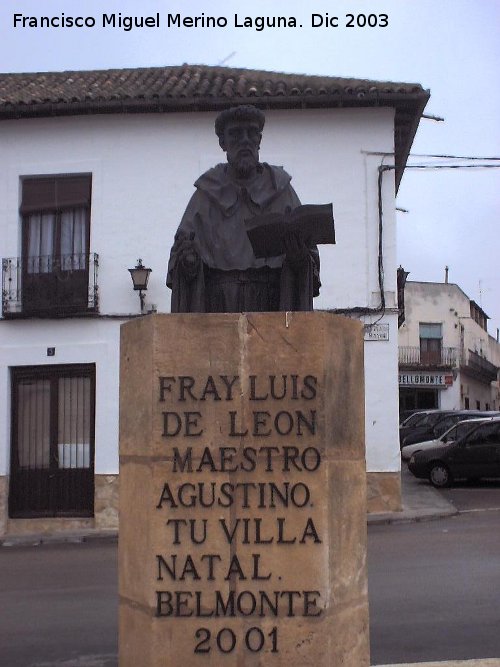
{"left": 428, "top": 462, "right": 452, "bottom": 488}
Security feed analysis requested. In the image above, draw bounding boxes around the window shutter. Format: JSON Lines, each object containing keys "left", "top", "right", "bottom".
{"left": 21, "top": 175, "right": 91, "bottom": 213}
{"left": 419, "top": 323, "right": 442, "bottom": 339}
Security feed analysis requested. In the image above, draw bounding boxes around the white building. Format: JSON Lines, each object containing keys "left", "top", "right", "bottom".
{"left": 399, "top": 280, "right": 500, "bottom": 415}
{"left": 0, "top": 64, "right": 430, "bottom": 534}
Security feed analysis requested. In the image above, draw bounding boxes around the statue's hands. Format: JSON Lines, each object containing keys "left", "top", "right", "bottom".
{"left": 174, "top": 232, "right": 200, "bottom": 281}
{"left": 283, "top": 232, "right": 310, "bottom": 272}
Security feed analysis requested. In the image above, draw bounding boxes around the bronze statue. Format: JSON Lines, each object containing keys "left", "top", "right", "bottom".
{"left": 167, "top": 105, "right": 321, "bottom": 313}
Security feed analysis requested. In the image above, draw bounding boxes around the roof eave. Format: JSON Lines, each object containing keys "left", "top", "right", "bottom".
{"left": 393, "top": 90, "right": 430, "bottom": 190}
{"left": 0, "top": 88, "right": 430, "bottom": 191}
{"left": 0, "top": 89, "right": 429, "bottom": 117}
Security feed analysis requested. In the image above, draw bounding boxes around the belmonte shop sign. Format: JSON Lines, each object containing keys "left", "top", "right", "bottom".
{"left": 398, "top": 372, "right": 453, "bottom": 387}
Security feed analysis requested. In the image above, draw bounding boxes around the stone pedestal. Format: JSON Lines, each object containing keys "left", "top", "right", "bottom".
{"left": 119, "top": 312, "right": 369, "bottom": 666}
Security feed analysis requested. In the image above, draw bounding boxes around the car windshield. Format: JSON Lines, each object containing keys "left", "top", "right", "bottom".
{"left": 415, "top": 412, "right": 443, "bottom": 427}
{"left": 441, "top": 419, "right": 489, "bottom": 443}
{"left": 400, "top": 412, "right": 428, "bottom": 427}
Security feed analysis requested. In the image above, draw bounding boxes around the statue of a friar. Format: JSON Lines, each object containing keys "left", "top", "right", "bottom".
{"left": 166, "top": 105, "right": 322, "bottom": 313}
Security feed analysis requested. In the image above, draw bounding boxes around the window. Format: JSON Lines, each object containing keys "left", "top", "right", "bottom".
{"left": 9, "top": 364, "right": 95, "bottom": 518}
{"left": 447, "top": 420, "right": 480, "bottom": 442}
{"left": 434, "top": 415, "right": 459, "bottom": 437}
{"left": 470, "top": 302, "right": 487, "bottom": 331}
{"left": 399, "top": 388, "right": 438, "bottom": 414}
{"left": 467, "top": 422, "right": 500, "bottom": 446}
{"left": 419, "top": 323, "right": 442, "bottom": 365}
{"left": 20, "top": 174, "right": 93, "bottom": 315}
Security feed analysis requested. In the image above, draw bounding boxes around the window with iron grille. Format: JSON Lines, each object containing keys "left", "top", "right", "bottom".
{"left": 20, "top": 174, "right": 93, "bottom": 315}
{"left": 9, "top": 364, "right": 95, "bottom": 518}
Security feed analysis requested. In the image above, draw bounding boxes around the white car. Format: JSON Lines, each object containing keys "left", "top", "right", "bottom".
{"left": 401, "top": 416, "right": 497, "bottom": 462}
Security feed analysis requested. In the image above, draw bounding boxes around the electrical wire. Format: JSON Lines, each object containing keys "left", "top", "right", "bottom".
{"left": 364, "top": 151, "right": 500, "bottom": 162}
{"left": 328, "top": 159, "right": 499, "bottom": 322}
{"left": 404, "top": 164, "right": 500, "bottom": 170}
{"left": 408, "top": 153, "right": 500, "bottom": 161}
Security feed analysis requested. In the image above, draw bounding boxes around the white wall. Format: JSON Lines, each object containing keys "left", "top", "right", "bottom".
{"left": 439, "top": 380, "right": 461, "bottom": 410}
{"left": 1, "top": 108, "right": 396, "bottom": 314}
{"left": 0, "top": 319, "right": 121, "bottom": 476}
{"left": 363, "top": 315, "right": 400, "bottom": 472}
{"left": 0, "top": 106, "right": 399, "bottom": 474}
{"left": 399, "top": 282, "right": 463, "bottom": 350}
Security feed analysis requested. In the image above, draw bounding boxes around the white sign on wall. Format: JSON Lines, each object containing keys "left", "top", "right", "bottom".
{"left": 398, "top": 373, "right": 453, "bottom": 387}
{"left": 364, "top": 323, "right": 389, "bottom": 341}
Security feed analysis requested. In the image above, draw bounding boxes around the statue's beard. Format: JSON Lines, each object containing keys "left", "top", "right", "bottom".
{"left": 230, "top": 153, "right": 259, "bottom": 178}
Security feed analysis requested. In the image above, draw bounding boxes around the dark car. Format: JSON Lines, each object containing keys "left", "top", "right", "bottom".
{"left": 399, "top": 409, "right": 430, "bottom": 426}
{"left": 408, "top": 417, "right": 500, "bottom": 487}
{"left": 400, "top": 410, "right": 499, "bottom": 449}
{"left": 399, "top": 409, "right": 442, "bottom": 445}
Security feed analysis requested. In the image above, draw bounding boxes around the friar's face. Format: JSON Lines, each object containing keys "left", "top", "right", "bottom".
{"left": 219, "top": 120, "right": 262, "bottom": 179}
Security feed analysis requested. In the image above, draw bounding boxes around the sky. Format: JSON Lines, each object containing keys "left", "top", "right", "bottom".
{"left": 1, "top": 0, "right": 499, "bottom": 335}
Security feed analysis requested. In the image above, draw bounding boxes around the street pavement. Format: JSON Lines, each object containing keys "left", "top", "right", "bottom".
{"left": 1, "top": 468, "right": 499, "bottom": 667}
{"left": 18, "top": 658, "right": 500, "bottom": 666}
{"left": 372, "top": 470, "right": 500, "bottom": 667}
{"left": 382, "top": 662, "right": 500, "bottom": 667}
{"left": 368, "top": 466, "right": 458, "bottom": 526}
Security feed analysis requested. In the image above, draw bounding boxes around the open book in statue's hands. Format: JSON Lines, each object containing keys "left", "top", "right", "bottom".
{"left": 246, "top": 203, "right": 335, "bottom": 258}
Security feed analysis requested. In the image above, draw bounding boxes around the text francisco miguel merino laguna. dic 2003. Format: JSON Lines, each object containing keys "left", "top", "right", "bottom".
{"left": 12, "top": 12, "right": 390, "bottom": 31}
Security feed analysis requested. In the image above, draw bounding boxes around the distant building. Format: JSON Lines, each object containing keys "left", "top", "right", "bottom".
{"left": 0, "top": 64, "right": 430, "bottom": 535}
{"left": 398, "top": 280, "right": 500, "bottom": 415}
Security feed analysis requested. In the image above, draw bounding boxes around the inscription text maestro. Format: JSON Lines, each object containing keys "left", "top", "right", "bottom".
{"left": 155, "top": 373, "right": 325, "bottom": 655}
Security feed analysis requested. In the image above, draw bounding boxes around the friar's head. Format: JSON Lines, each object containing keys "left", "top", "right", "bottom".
{"left": 215, "top": 105, "right": 265, "bottom": 179}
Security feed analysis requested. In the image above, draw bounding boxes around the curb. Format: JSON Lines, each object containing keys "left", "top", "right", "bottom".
{"left": 1, "top": 509, "right": 463, "bottom": 546}
{"left": 377, "top": 661, "right": 500, "bottom": 666}
{"left": 0, "top": 530, "right": 118, "bottom": 548}
{"left": 367, "top": 507, "right": 458, "bottom": 525}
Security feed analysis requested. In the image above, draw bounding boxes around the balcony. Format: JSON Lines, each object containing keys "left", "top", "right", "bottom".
{"left": 461, "top": 349, "right": 499, "bottom": 384}
{"left": 399, "top": 346, "right": 458, "bottom": 368}
{"left": 2, "top": 254, "right": 99, "bottom": 318}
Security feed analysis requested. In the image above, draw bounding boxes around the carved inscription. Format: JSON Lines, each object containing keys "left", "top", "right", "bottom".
{"left": 155, "top": 373, "right": 324, "bottom": 654}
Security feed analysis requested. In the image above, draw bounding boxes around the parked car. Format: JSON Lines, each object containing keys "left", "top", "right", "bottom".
{"left": 399, "top": 410, "right": 427, "bottom": 426}
{"left": 401, "top": 416, "right": 496, "bottom": 462}
{"left": 408, "top": 417, "right": 500, "bottom": 488}
{"left": 399, "top": 409, "right": 442, "bottom": 445}
{"left": 400, "top": 410, "right": 499, "bottom": 448}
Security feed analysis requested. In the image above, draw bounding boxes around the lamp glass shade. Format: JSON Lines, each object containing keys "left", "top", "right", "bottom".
{"left": 129, "top": 264, "right": 152, "bottom": 291}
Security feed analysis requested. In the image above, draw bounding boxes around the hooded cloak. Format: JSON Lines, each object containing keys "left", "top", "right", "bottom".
{"left": 167, "top": 162, "right": 320, "bottom": 313}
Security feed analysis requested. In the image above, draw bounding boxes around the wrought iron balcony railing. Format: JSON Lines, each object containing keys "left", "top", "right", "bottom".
{"left": 399, "top": 345, "right": 458, "bottom": 368}
{"left": 2, "top": 253, "right": 99, "bottom": 317}
{"left": 461, "top": 349, "right": 499, "bottom": 384}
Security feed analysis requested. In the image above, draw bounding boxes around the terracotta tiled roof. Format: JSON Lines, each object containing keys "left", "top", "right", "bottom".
{"left": 0, "top": 63, "right": 427, "bottom": 107}
{"left": 0, "top": 64, "right": 430, "bottom": 186}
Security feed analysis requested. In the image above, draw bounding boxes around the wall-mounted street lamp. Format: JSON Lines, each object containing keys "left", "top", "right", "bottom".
{"left": 128, "top": 259, "right": 152, "bottom": 313}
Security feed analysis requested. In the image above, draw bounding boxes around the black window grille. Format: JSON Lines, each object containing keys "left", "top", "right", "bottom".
{"left": 9, "top": 364, "right": 96, "bottom": 518}
{"left": 12, "top": 174, "right": 95, "bottom": 317}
